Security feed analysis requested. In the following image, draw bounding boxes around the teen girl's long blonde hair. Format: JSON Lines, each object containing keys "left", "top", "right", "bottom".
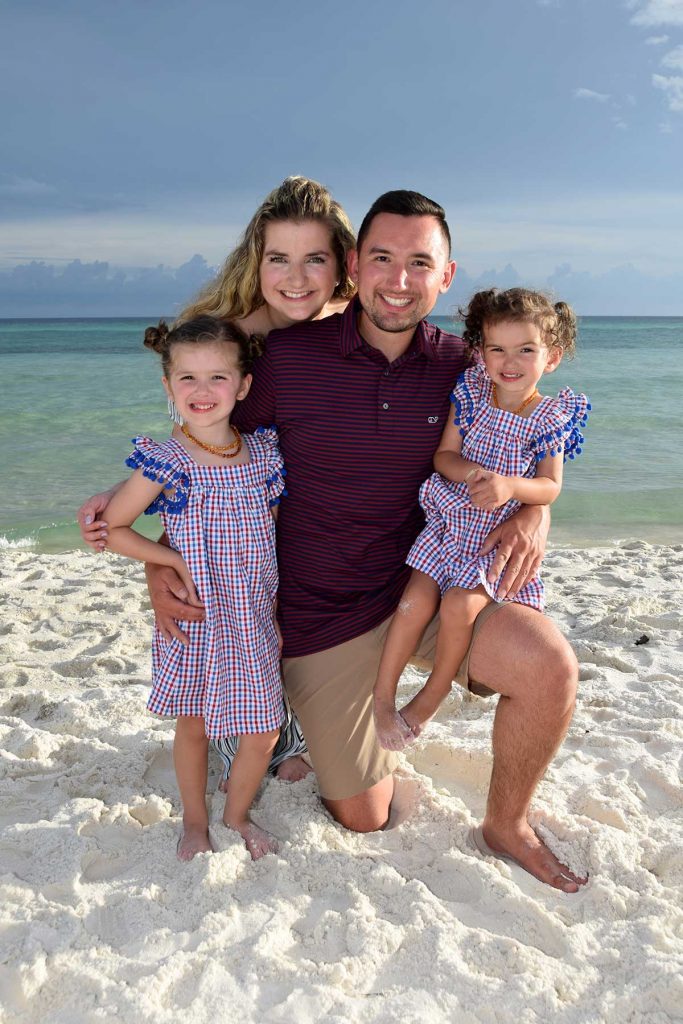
{"left": 178, "top": 176, "right": 356, "bottom": 323}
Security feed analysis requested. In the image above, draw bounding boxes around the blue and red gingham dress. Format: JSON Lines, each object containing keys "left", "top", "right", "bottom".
{"left": 126, "top": 428, "right": 287, "bottom": 738}
{"left": 407, "top": 364, "right": 590, "bottom": 609}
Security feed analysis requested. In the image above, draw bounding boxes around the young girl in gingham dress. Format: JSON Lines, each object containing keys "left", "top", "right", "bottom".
{"left": 103, "top": 316, "right": 287, "bottom": 862}
{"left": 373, "top": 288, "right": 590, "bottom": 751}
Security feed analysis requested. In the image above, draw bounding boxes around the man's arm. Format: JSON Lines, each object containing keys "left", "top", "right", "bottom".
{"left": 479, "top": 504, "right": 550, "bottom": 599}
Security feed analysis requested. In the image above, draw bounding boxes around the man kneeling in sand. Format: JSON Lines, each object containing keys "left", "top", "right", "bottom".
{"left": 84, "top": 190, "right": 587, "bottom": 892}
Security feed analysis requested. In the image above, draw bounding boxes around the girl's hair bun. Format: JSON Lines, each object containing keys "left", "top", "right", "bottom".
{"left": 143, "top": 320, "right": 170, "bottom": 353}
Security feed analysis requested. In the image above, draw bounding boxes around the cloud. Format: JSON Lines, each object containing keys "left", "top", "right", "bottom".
{"left": 0, "top": 255, "right": 215, "bottom": 317}
{"left": 573, "top": 88, "right": 611, "bottom": 102}
{"left": 661, "top": 43, "right": 683, "bottom": 67}
{"left": 437, "top": 261, "right": 683, "bottom": 316}
{"left": 659, "top": 120, "right": 674, "bottom": 129}
{"left": 613, "top": 117, "right": 629, "bottom": 129}
{"left": 652, "top": 72, "right": 683, "bottom": 109}
{"left": 645, "top": 33, "right": 671, "bottom": 41}
{"left": 629, "top": 0, "right": 683, "bottom": 27}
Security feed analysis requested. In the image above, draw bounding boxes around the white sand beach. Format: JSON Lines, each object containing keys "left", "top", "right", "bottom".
{"left": 1, "top": 542, "right": 681, "bottom": 1023}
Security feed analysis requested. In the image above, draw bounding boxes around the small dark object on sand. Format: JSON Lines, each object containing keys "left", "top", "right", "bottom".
{"left": 634, "top": 634, "right": 650, "bottom": 646}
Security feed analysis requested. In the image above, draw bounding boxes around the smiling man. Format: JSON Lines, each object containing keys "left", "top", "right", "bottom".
{"left": 151, "top": 190, "right": 586, "bottom": 892}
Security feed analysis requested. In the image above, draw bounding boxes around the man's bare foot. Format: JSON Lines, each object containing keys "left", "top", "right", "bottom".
{"left": 373, "top": 697, "right": 415, "bottom": 751}
{"left": 398, "top": 683, "right": 447, "bottom": 740}
{"left": 474, "top": 820, "right": 588, "bottom": 893}
{"left": 177, "top": 824, "right": 213, "bottom": 862}
{"left": 275, "top": 754, "right": 314, "bottom": 782}
{"left": 218, "top": 754, "right": 313, "bottom": 792}
{"left": 225, "top": 819, "right": 279, "bottom": 861}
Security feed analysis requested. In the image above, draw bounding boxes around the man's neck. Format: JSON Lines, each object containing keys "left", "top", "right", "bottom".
{"left": 356, "top": 309, "right": 419, "bottom": 364}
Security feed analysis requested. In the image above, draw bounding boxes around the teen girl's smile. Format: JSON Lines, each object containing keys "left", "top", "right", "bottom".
{"left": 259, "top": 220, "right": 339, "bottom": 327}
{"left": 163, "top": 342, "right": 251, "bottom": 443}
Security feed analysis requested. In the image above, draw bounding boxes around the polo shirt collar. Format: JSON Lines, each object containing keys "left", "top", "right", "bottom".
{"left": 339, "top": 296, "right": 437, "bottom": 361}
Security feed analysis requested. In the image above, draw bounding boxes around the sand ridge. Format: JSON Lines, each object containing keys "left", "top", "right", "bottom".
{"left": 0, "top": 543, "right": 681, "bottom": 1022}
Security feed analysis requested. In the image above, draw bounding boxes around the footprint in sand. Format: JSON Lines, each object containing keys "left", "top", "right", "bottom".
{"left": 143, "top": 747, "right": 177, "bottom": 794}
{"left": 0, "top": 666, "right": 29, "bottom": 687}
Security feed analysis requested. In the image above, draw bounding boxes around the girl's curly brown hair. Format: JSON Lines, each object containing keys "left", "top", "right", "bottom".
{"left": 143, "top": 315, "right": 260, "bottom": 378}
{"left": 459, "top": 288, "right": 577, "bottom": 357}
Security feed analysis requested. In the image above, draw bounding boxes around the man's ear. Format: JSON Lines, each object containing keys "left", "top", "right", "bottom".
{"left": 347, "top": 248, "right": 359, "bottom": 285}
{"left": 440, "top": 260, "right": 457, "bottom": 293}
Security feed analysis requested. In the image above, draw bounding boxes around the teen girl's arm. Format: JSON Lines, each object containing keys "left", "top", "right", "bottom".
{"left": 103, "top": 473, "right": 201, "bottom": 607}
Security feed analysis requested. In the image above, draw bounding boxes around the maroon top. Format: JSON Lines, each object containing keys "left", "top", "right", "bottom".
{"left": 234, "top": 298, "right": 471, "bottom": 657}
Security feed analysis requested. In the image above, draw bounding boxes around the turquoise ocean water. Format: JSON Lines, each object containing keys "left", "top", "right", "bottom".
{"left": 1, "top": 316, "right": 681, "bottom": 552}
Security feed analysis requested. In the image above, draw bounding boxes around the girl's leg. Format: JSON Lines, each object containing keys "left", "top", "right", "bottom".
{"left": 223, "top": 728, "right": 280, "bottom": 860}
{"left": 174, "top": 715, "right": 212, "bottom": 862}
{"left": 373, "top": 570, "right": 441, "bottom": 751}
{"left": 400, "top": 586, "right": 491, "bottom": 738}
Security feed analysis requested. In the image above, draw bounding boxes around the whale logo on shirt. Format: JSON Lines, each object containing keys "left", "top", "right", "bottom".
{"left": 427, "top": 416, "right": 439, "bottom": 424}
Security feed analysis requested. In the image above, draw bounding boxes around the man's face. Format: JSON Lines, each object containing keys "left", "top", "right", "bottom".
{"left": 347, "top": 213, "right": 456, "bottom": 338}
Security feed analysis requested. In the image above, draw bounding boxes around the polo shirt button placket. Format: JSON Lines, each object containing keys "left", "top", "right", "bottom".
{"left": 382, "top": 402, "right": 389, "bottom": 410}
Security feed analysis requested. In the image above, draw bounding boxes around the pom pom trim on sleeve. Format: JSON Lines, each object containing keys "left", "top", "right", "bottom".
{"left": 125, "top": 439, "right": 190, "bottom": 515}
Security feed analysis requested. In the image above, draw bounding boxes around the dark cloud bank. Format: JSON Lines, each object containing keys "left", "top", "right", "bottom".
{"left": 0, "top": 256, "right": 681, "bottom": 317}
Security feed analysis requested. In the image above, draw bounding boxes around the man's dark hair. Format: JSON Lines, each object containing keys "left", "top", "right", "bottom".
{"left": 356, "top": 190, "right": 451, "bottom": 255}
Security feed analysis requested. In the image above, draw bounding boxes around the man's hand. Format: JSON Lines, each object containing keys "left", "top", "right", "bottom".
{"left": 77, "top": 491, "right": 115, "bottom": 551}
{"left": 467, "top": 470, "right": 514, "bottom": 511}
{"left": 146, "top": 563, "right": 205, "bottom": 645}
{"left": 479, "top": 505, "right": 549, "bottom": 599}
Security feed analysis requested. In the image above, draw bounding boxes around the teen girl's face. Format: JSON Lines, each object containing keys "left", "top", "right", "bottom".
{"left": 163, "top": 342, "right": 251, "bottom": 430}
{"left": 482, "top": 320, "right": 562, "bottom": 401}
{"left": 259, "top": 219, "right": 339, "bottom": 326}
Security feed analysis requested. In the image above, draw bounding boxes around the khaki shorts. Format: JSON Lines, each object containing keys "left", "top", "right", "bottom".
{"left": 282, "top": 602, "right": 503, "bottom": 801}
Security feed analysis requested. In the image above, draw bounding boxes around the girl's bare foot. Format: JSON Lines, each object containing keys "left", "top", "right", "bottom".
{"left": 373, "top": 698, "right": 415, "bottom": 750}
{"left": 225, "top": 819, "right": 279, "bottom": 861}
{"left": 177, "top": 825, "right": 213, "bottom": 861}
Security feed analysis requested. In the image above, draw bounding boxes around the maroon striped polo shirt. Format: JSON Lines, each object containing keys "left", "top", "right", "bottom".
{"left": 234, "top": 298, "right": 471, "bottom": 657}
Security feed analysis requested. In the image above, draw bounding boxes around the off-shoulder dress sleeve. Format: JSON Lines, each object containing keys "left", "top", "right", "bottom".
{"left": 253, "top": 426, "right": 288, "bottom": 507}
{"left": 124, "top": 436, "right": 190, "bottom": 515}
{"left": 528, "top": 389, "right": 592, "bottom": 464}
{"left": 449, "top": 363, "right": 489, "bottom": 434}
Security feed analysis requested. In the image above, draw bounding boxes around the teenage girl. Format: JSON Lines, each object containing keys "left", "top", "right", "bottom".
{"left": 78, "top": 176, "right": 357, "bottom": 784}
{"left": 103, "top": 316, "right": 287, "bottom": 861}
{"left": 372, "top": 288, "right": 590, "bottom": 750}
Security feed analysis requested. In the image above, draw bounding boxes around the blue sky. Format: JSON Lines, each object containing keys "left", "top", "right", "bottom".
{"left": 1, "top": 0, "right": 682, "bottom": 315}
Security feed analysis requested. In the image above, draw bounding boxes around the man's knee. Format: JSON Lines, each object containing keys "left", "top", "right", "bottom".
{"left": 322, "top": 775, "right": 394, "bottom": 833}
{"left": 533, "top": 635, "right": 578, "bottom": 711}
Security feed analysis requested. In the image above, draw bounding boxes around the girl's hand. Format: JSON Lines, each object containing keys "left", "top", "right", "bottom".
{"left": 77, "top": 490, "right": 116, "bottom": 551}
{"left": 146, "top": 563, "right": 205, "bottom": 646}
{"left": 467, "top": 470, "right": 514, "bottom": 510}
{"left": 171, "top": 555, "right": 202, "bottom": 610}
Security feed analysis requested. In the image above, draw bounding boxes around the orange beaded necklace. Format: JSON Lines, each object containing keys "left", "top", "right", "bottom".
{"left": 491, "top": 382, "right": 540, "bottom": 416}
